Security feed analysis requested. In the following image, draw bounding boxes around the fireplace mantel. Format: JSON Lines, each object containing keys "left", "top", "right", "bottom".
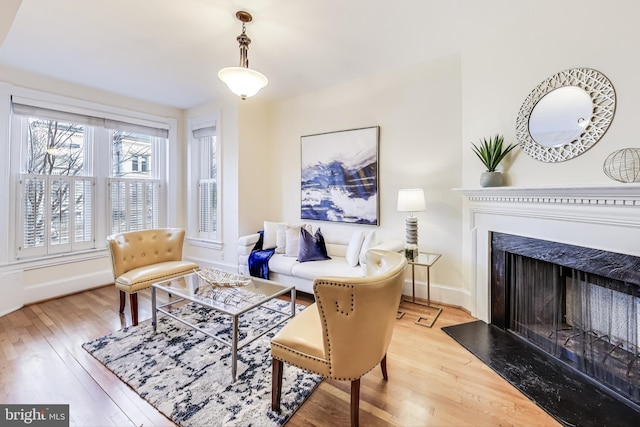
{"left": 456, "top": 183, "right": 640, "bottom": 323}
{"left": 453, "top": 184, "right": 640, "bottom": 206}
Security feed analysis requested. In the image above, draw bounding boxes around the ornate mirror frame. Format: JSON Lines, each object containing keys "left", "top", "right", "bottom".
{"left": 515, "top": 68, "right": 616, "bottom": 163}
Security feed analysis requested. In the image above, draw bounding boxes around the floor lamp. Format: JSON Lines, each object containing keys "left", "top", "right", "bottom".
{"left": 397, "top": 188, "right": 426, "bottom": 260}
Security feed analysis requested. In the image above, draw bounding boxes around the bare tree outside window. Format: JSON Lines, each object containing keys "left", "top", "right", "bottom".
{"left": 23, "top": 119, "right": 85, "bottom": 248}
{"left": 26, "top": 119, "right": 85, "bottom": 175}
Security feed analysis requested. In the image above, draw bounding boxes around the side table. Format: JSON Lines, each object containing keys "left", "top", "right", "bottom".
{"left": 397, "top": 252, "right": 442, "bottom": 327}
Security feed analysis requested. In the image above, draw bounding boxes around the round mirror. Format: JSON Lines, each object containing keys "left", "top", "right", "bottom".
{"left": 516, "top": 68, "right": 615, "bottom": 162}
{"left": 529, "top": 86, "right": 592, "bottom": 148}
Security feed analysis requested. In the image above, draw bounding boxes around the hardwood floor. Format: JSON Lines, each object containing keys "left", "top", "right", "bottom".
{"left": 0, "top": 285, "right": 560, "bottom": 426}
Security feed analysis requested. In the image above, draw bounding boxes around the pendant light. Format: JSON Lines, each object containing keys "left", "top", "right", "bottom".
{"left": 218, "top": 11, "right": 268, "bottom": 100}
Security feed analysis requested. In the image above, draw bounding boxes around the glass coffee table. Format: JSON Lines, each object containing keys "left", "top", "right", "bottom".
{"left": 151, "top": 271, "right": 296, "bottom": 382}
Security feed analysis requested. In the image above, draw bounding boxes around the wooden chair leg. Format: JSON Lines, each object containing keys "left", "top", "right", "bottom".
{"left": 130, "top": 293, "right": 139, "bottom": 326}
{"left": 351, "top": 378, "right": 360, "bottom": 427}
{"left": 272, "top": 358, "right": 283, "bottom": 412}
{"left": 119, "top": 290, "right": 126, "bottom": 313}
{"left": 380, "top": 354, "right": 388, "bottom": 380}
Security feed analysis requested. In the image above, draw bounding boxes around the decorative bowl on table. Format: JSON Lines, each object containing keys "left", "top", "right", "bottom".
{"left": 194, "top": 268, "right": 252, "bottom": 288}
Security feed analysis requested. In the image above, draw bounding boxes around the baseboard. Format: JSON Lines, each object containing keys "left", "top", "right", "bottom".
{"left": 402, "top": 279, "right": 472, "bottom": 313}
{"left": 186, "top": 256, "right": 237, "bottom": 273}
{"left": 23, "top": 269, "right": 113, "bottom": 305}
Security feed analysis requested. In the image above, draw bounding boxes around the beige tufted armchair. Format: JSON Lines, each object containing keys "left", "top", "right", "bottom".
{"left": 271, "top": 249, "right": 407, "bottom": 427}
{"left": 106, "top": 228, "right": 199, "bottom": 326}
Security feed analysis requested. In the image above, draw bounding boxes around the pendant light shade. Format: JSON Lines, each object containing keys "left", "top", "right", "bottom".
{"left": 218, "top": 11, "right": 268, "bottom": 100}
{"left": 218, "top": 67, "right": 268, "bottom": 100}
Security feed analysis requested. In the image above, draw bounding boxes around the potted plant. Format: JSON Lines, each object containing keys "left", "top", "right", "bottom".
{"left": 471, "top": 134, "right": 517, "bottom": 187}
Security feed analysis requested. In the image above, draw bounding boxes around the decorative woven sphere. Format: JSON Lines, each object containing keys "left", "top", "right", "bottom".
{"left": 603, "top": 148, "right": 640, "bottom": 183}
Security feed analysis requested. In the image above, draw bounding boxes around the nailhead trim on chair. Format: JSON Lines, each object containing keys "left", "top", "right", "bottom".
{"left": 271, "top": 343, "right": 329, "bottom": 375}
{"left": 117, "top": 268, "right": 197, "bottom": 288}
{"left": 314, "top": 281, "right": 358, "bottom": 377}
{"left": 312, "top": 280, "right": 386, "bottom": 381}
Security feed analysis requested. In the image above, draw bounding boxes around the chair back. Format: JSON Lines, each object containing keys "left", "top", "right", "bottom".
{"left": 106, "top": 228, "right": 186, "bottom": 279}
{"left": 312, "top": 249, "right": 407, "bottom": 379}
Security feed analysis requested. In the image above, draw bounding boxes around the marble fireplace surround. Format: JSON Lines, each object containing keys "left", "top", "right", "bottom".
{"left": 455, "top": 184, "right": 640, "bottom": 322}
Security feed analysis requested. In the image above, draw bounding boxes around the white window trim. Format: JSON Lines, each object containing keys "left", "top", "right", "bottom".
{"left": 1, "top": 82, "right": 177, "bottom": 266}
{"left": 187, "top": 114, "right": 222, "bottom": 249}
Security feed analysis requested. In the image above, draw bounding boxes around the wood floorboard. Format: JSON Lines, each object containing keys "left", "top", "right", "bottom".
{"left": 0, "top": 285, "right": 560, "bottom": 426}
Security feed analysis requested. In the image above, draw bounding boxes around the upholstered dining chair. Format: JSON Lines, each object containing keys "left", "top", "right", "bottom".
{"left": 270, "top": 249, "right": 407, "bottom": 427}
{"left": 106, "top": 228, "right": 198, "bottom": 326}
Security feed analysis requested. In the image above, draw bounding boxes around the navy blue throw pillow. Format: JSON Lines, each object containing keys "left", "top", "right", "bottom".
{"left": 298, "top": 227, "right": 331, "bottom": 262}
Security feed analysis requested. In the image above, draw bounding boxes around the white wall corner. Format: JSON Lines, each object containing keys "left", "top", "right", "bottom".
{"left": 0, "top": 270, "right": 24, "bottom": 317}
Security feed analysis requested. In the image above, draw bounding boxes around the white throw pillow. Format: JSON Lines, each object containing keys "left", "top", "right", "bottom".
{"left": 263, "top": 221, "right": 283, "bottom": 250}
{"left": 345, "top": 231, "right": 365, "bottom": 266}
{"left": 275, "top": 223, "right": 287, "bottom": 254}
{"left": 284, "top": 224, "right": 312, "bottom": 257}
{"left": 359, "top": 230, "right": 379, "bottom": 265}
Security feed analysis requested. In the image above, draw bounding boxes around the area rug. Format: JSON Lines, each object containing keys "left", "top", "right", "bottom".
{"left": 82, "top": 300, "right": 322, "bottom": 427}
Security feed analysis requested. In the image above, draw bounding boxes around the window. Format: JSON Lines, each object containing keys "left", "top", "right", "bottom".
{"left": 11, "top": 96, "right": 170, "bottom": 259}
{"left": 109, "top": 179, "right": 159, "bottom": 234}
{"left": 17, "top": 117, "right": 95, "bottom": 256}
{"left": 188, "top": 116, "right": 220, "bottom": 244}
{"left": 109, "top": 130, "right": 161, "bottom": 234}
{"left": 112, "top": 131, "right": 153, "bottom": 177}
{"left": 130, "top": 155, "right": 149, "bottom": 172}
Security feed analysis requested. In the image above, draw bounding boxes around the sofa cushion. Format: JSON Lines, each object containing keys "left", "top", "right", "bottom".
{"left": 291, "top": 257, "right": 364, "bottom": 281}
{"left": 263, "top": 221, "right": 284, "bottom": 250}
{"left": 359, "top": 230, "right": 379, "bottom": 265}
{"left": 268, "top": 254, "right": 299, "bottom": 275}
{"left": 298, "top": 228, "right": 331, "bottom": 262}
{"left": 345, "top": 230, "right": 365, "bottom": 266}
{"left": 275, "top": 223, "right": 287, "bottom": 254}
{"left": 285, "top": 224, "right": 312, "bottom": 257}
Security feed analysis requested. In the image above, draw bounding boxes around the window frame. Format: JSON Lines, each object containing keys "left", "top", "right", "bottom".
{"left": 3, "top": 85, "right": 177, "bottom": 264}
{"left": 187, "top": 114, "right": 222, "bottom": 249}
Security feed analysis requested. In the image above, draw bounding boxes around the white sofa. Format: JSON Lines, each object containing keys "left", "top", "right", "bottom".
{"left": 237, "top": 222, "right": 403, "bottom": 295}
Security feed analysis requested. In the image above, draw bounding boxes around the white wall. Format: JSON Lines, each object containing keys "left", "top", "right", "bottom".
{"left": 269, "top": 55, "right": 465, "bottom": 305}
{"left": 183, "top": 95, "right": 274, "bottom": 270}
{"left": 461, "top": 1, "right": 640, "bottom": 188}
{"left": 459, "top": 1, "right": 640, "bottom": 305}
{"left": 7, "top": 1, "right": 638, "bottom": 316}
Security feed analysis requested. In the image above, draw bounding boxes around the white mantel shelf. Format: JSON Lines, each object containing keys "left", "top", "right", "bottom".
{"left": 452, "top": 184, "right": 640, "bottom": 206}
{"left": 456, "top": 183, "right": 640, "bottom": 322}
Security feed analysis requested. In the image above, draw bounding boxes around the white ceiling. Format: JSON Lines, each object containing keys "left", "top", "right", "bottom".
{"left": 0, "top": 0, "right": 524, "bottom": 109}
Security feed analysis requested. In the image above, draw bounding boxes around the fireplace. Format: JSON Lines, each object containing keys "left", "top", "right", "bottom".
{"left": 491, "top": 232, "right": 640, "bottom": 407}
{"left": 455, "top": 184, "right": 640, "bottom": 421}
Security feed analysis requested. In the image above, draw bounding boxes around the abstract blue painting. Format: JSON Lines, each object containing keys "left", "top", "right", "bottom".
{"left": 301, "top": 126, "right": 379, "bottom": 225}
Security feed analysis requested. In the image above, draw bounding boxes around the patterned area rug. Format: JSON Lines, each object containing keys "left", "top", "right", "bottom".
{"left": 82, "top": 300, "right": 322, "bottom": 426}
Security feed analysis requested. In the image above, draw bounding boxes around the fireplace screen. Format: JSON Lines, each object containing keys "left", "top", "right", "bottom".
{"left": 507, "top": 253, "right": 640, "bottom": 406}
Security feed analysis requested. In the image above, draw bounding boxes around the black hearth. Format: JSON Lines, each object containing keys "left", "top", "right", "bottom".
{"left": 491, "top": 232, "right": 640, "bottom": 409}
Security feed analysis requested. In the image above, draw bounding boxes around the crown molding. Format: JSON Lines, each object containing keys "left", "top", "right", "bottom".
{"left": 452, "top": 184, "right": 640, "bottom": 206}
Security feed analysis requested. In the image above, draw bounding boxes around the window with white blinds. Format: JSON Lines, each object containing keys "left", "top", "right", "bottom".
{"left": 19, "top": 175, "right": 95, "bottom": 257}
{"left": 198, "top": 178, "right": 217, "bottom": 236}
{"left": 189, "top": 116, "right": 220, "bottom": 243}
{"left": 109, "top": 178, "right": 160, "bottom": 234}
{"left": 11, "top": 95, "right": 169, "bottom": 259}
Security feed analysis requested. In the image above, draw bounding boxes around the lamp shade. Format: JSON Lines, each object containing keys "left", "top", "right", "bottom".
{"left": 218, "top": 67, "right": 268, "bottom": 100}
{"left": 397, "top": 188, "right": 426, "bottom": 212}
